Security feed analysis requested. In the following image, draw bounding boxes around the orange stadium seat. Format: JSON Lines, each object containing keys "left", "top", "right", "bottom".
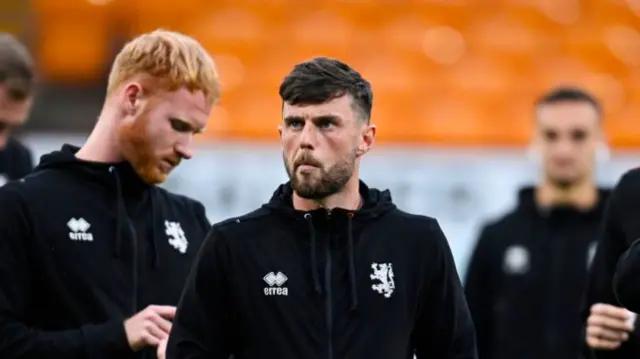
{"left": 33, "top": 0, "right": 640, "bottom": 147}
{"left": 32, "top": 0, "right": 110, "bottom": 82}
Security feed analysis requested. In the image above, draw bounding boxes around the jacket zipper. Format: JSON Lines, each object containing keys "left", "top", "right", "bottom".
{"left": 127, "top": 220, "right": 139, "bottom": 313}
{"left": 325, "top": 211, "right": 333, "bottom": 359}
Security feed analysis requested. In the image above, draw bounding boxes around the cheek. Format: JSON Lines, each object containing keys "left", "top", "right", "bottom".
{"left": 281, "top": 134, "right": 297, "bottom": 156}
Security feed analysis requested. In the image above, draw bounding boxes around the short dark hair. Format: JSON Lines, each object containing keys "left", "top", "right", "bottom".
{"left": 0, "top": 33, "right": 35, "bottom": 101}
{"left": 279, "top": 57, "right": 373, "bottom": 122}
{"left": 535, "top": 87, "right": 601, "bottom": 116}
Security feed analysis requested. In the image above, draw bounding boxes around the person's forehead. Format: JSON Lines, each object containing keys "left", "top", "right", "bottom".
{"left": 283, "top": 95, "right": 353, "bottom": 119}
{"left": 537, "top": 101, "right": 599, "bottom": 130}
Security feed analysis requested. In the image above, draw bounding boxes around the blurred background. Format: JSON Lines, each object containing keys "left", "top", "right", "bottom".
{"left": 5, "top": 0, "right": 640, "bottom": 277}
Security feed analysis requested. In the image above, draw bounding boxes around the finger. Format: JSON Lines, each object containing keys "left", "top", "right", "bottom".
{"left": 157, "top": 338, "right": 168, "bottom": 359}
{"left": 150, "top": 305, "right": 177, "bottom": 319}
{"left": 588, "top": 314, "right": 633, "bottom": 331}
{"left": 591, "top": 304, "right": 631, "bottom": 321}
{"left": 141, "top": 324, "right": 163, "bottom": 347}
{"left": 587, "top": 336, "right": 622, "bottom": 350}
{"left": 149, "top": 312, "right": 173, "bottom": 335}
{"left": 588, "top": 326, "right": 629, "bottom": 341}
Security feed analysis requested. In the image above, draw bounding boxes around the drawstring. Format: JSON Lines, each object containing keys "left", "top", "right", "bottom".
{"left": 109, "top": 166, "right": 160, "bottom": 268}
{"left": 346, "top": 212, "right": 358, "bottom": 311}
{"left": 149, "top": 194, "right": 160, "bottom": 268}
{"left": 303, "top": 212, "right": 359, "bottom": 311}
{"left": 304, "top": 213, "right": 323, "bottom": 295}
{"left": 110, "top": 166, "right": 123, "bottom": 258}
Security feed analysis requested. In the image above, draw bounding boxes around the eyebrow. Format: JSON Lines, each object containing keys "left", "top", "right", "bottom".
{"left": 283, "top": 114, "right": 341, "bottom": 123}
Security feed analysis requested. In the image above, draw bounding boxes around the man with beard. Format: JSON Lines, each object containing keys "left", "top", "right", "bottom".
{"left": 464, "top": 87, "right": 615, "bottom": 359}
{"left": 0, "top": 29, "right": 220, "bottom": 359}
{"left": 0, "top": 33, "right": 36, "bottom": 186}
{"left": 166, "top": 57, "right": 477, "bottom": 359}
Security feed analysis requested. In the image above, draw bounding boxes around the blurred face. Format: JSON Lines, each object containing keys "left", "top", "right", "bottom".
{"left": 0, "top": 86, "right": 32, "bottom": 149}
{"left": 534, "top": 101, "right": 601, "bottom": 188}
{"left": 117, "top": 84, "right": 211, "bottom": 184}
{"left": 280, "top": 94, "right": 375, "bottom": 200}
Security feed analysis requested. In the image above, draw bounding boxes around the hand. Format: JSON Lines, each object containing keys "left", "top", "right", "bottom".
{"left": 586, "top": 303, "right": 635, "bottom": 350}
{"left": 157, "top": 337, "right": 168, "bottom": 359}
{"left": 124, "top": 305, "right": 176, "bottom": 351}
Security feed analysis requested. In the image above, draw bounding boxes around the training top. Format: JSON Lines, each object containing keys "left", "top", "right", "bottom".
{"left": 465, "top": 187, "right": 610, "bottom": 359}
{"left": 0, "top": 144, "right": 211, "bottom": 359}
{"left": 0, "top": 136, "right": 33, "bottom": 184}
{"left": 586, "top": 168, "right": 640, "bottom": 359}
{"left": 167, "top": 181, "right": 477, "bottom": 359}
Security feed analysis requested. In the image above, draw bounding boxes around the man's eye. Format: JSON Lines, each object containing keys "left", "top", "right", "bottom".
{"left": 317, "top": 120, "right": 334, "bottom": 129}
{"left": 288, "top": 120, "right": 304, "bottom": 129}
{"left": 170, "top": 119, "right": 191, "bottom": 132}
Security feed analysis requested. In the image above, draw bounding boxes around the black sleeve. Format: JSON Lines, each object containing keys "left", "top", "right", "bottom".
{"left": 166, "top": 225, "right": 235, "bottom": 359}
{"left": 614, "top": 237, "right": 640, "bottom": 311}
{"left": 585, "top": 173, "right": 640, "bottom": 358}
{"left": 464, "top": 225, "right": 497, "bottom": 359}
{"left": 0, "top": 185, "right": 132, "bottom": 359}
{"left": 413, "top": 219, "right": 478, "bottom": 359}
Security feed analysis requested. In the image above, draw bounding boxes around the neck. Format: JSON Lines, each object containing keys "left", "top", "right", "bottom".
{"left": 75, "top": 106, "right": 123, "bottom": 163}
{"left": 535, "top": 177, "right": 598, "bottom": 210}
{"left": 292, "top": 174, "right": 362, "bottom": 212}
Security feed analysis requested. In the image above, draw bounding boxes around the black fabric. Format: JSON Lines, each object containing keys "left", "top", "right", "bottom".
{"left": 465, "top": 186, "right": 611, "bottom": 359}
{"left": 0, "top": 137, "right": 33, "bottom": 184}
{"left": 167, "top": 181, "right": 478, "bottom": 359}
{"left": 588, "top": 167, "right": 640, "bottom": 359}
{"left": 0, "top": 144, "right": 211, "bottom": 359}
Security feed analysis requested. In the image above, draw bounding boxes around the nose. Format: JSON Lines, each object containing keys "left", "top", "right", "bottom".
{"left": 175, "top": 135, "right": 194, "bottom": 160}
{"left": 299, "top": 121, "right": 317, "bottom": 150}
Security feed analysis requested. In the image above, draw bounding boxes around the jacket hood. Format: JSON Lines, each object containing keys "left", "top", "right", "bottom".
{"left": 34, "top": 144, "right": 149, "bottom": 192}
{"left": 516, "top": 186, "right": 611, "bottom": 218}
{"left": 263, "top": 180, "right": 396, "bottom": 219}
{"left": 33, "top": 144, "right": 165, "bottom": 267}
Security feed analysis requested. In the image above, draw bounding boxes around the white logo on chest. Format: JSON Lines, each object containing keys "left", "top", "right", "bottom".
{"left": 263, "top": 271, "right": 289, "bottom": 296}
{"left": 165, "top": 221, "right": 188, "bottom": 254}
{"left": 371, "top": 262, "right": 395, "bottom": 298}
{"left": 503, "top": 245, "right": 530, "bottom": 274}
{"left": 67, "top": 217, "right": 94, "bottom": 241}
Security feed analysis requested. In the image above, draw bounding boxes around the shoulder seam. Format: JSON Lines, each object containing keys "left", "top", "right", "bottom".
{"left": 213, "top": 208, "right": 273, "bottom": 229}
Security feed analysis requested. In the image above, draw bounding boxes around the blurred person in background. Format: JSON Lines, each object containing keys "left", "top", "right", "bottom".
{"left": 166, "top": 57, "right": 477, "bottom": 359}
{"left": 0, "top": 29, "right": 219, "bottom": 359}
{"left": 464, "top": 87, "right": 611, "bottom": 359}
{"left": 0, "top": 32, "right": 35, "bottom": 186}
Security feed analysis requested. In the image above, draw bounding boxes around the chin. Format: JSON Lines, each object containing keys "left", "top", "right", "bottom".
{"left": 135, "top": 167, "right": 168, "bottom": 185}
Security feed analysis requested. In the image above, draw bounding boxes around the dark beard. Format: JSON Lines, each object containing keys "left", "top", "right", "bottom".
{"left": 284, "top": 152, "right": 354, "bottom": 200}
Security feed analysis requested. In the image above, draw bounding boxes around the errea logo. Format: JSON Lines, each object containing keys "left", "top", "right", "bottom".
{"left": 263, "top": 271, "right": 288, "bottom": 296}
{"left": 67, "top": 218, "right": 94, "bottom": 241}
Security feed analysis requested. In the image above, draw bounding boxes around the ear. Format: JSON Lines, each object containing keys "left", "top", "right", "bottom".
{"left": 277, "top": 125, "right": 283, "bottom": 139}
{"left": 122, "top": 82, "right": 144, "bottom": 117}
{"left": 356, "top": 124, "right": 376, "bottom": 157}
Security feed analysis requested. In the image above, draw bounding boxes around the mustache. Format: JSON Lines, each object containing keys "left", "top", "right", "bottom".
{"left": 293, "top": 153, "right": 322, "bottom": 168}
{"left": 164, "top": 156, "right": 182, "bottom": 166}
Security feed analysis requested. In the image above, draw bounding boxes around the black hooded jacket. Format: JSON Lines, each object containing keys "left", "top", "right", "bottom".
{"left": 464, "top": 187, "right": 610, "bottom": 359}
{"left": 585, "top": 167, "right": 640, "bottom": 359}
{"left": 0, "top": 137, "right": 33, "bottom": 184}
{"left": 167, "top": 181, "right": 477, "bottom": 359}
{"left": 0, "top": 144, "right": 211, "bottom": 359}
